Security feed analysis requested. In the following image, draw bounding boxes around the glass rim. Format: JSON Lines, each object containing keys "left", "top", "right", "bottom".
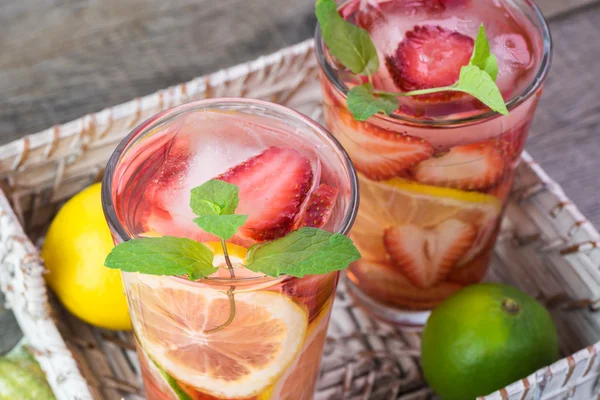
{"left": 102, "top": 97, "right": 359, "bottom": 286}
{"left": 314, "top": 0, "right": 553, "bottom": 127}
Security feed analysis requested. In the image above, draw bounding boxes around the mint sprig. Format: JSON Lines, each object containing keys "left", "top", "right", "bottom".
{"left": 316, "top": 0, "right": 379, "bottom": 76}
{"left": 348, "top": 83, "right": 399, "bottom": 121}
{"left": 470, "top": 24, "right": 499, "bottom": 81}
{"left": 246, "top": 227, "right": 361, "bottom": 278}
{"left": 190, "top": 180, "right": 248, "bottom": 240}
{"left": 190, "top": 179, "right": 239, "bottom": 215}
{"left": 105, "top": 236, "right": 216, "bottom": 280}
{"left": 105, "top": 180, "right": 360, "bottom": 280}
{"left": 316, "top": 0, "right": 509, "bottom": 119}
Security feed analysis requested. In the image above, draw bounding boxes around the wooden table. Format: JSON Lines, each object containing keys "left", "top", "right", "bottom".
{"left": 1, "top": 0, "right": 599, "bottom": 224}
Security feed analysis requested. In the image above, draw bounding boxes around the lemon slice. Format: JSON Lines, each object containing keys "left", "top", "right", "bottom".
{"left": 263, "top": 297, "right": 333, "bottom": 400}
{"left": 128, "top": 275, "right": 308, "bottom": 398}
{"left": 352, "top": 175, "right": 501, "bottom": 265}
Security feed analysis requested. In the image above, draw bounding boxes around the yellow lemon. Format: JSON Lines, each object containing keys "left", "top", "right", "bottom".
{"left": 41, "top": 183, "right": 131, "bottom": 330}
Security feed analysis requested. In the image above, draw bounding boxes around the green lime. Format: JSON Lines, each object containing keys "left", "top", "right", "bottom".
{"left": 421, "top": 283, "right": 558, "bottom": 400}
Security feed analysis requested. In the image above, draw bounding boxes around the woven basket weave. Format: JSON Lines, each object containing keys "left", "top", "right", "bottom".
{"left": 1, "top": 39, "right": 599, "bottom": 400}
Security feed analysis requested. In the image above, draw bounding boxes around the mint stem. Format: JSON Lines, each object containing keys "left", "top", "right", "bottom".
{"left": 205, "top": 287, "right": 236, "bottom": 334}
{"left": 220, "top": 238, "right": 235, "bottom": 278}
{"left": 204, "top": 240, "right": 237, "bottom": 334}
{"left": 375, "top": 85, "right": 457, "bottom": 98}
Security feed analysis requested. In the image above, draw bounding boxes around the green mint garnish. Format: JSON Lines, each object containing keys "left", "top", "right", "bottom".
{"left": 470, "top": 24, "right": 499, "bottom": 81}
{"left": 193, "top": 215, "right": 248, "bottom": 241}
{"left": 245, "top": 227, "right": 361, "bottom": 278}
{"left": 348, "top": 83, "right": 399, "bottom": 122}
{"left": 315, "top": 0, "right": 379, "bottom": 76}
{"left": 316, "top": 0, "right": 509, "bottom": 119}
{"left": 190, "top": 180, "right": 248, "bottom": 241}
{"left": 105, "top": 236, "right": 216, "bottom": 280}
{"left": 105, "top": 180, "right": 360, "bottom": 279}
{"left": 453, "top": 65, "right": 507, "bottom": 114}
{"left": 190, "top": 180, "right": 240, "bottom": 216}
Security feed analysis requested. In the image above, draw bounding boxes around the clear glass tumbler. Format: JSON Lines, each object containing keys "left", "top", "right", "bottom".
{"left": 316, "top": 0, "right": 551, "bottom": 326}
{"left": 102, "top": 99, "right": 358, "bottom": 399}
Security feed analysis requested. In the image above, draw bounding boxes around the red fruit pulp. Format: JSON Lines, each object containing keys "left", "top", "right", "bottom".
{"left": 386, "top": 25, "right": 474, "bottom": 100}
{"left": 217, "top": 146, "right": 314, "bottom": 241}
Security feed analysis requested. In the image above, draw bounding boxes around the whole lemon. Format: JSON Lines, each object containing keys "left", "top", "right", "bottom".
{"left": 41, "top": 183, "right": 131, "bottom": 330}
{"left": 421, "top": 283, "right": 558, "bottom": 400}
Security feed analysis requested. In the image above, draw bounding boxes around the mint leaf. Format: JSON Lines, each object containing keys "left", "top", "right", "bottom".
{"left": 453, "top": 64, "right": 508, "bottom": 115}
{"left": 316, "top": 0, "right": 379, "bottom": 76}
{"left": 189, "top": 180, "right": 248, "bottom": 240}
{"left": 348, "top": 83, "right": 399, "bottom": 121}
{"left": 193, "top": 215, "right": 248, "bottom": 241}
{"left": 190, "top": 180, "right": 239, "bottom": 216}
{"left": 469, "top": 24, "right": 499, "bottom": 81}
{"left": 482, "top": 55, "right": 499, "bottom": 82}
{"left": 105, "top": 237, "right": 217, "bottom": 280}
{"left": 245, "top": 227, "right": 361, "bottom": 278}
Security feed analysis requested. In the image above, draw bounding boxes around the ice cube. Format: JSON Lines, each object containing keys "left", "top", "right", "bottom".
{"left": 494, "top": 33, "right": 531, "bottom": 68}
{"left": 141, "top": 110, "right": 324, "bottom": 244}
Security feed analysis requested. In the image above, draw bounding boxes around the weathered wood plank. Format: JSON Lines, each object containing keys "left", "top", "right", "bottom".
{"left": 527, "top": 4, "right": 600, "bottom": 227}
{"left": 0, "top": 0, "right": 316, "bottom": 142}
{"left": 539, "top": 0, "right": 600, "bottom": 18}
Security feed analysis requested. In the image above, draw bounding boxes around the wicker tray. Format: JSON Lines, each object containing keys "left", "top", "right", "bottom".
{"left": 1, "top": 39, "right": 600, "bottom": 400}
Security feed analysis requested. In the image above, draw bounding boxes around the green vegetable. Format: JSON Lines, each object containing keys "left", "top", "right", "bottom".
{"left": 0, "top": 344, "right": 54, "bottom": 400}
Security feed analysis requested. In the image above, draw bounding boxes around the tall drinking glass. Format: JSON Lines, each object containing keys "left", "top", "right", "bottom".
{"left": 102, "top": 99, "right": 358, "bottom": 399}
{"left": 316, "top": 0, "right": 551, "bottom": 326}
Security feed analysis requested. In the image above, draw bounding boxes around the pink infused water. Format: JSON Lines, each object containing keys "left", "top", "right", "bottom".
{"left": 338, "top": 0, "right": 543, "bottom": 119}
{"left": 104, "top": 100, "right": 357, "bottom": 399}
{"left": 113, "top": 109, "right": 350, "bottom": 245}
{"left": 317, "top": 0, "right": 550, "bottom": 325}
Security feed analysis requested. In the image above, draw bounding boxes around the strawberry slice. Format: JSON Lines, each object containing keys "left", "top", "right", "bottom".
{"left": 440, "top": 0, "right": 470, "bottom": 6}
{"left": 333, "top": 109, "right": 434, "bottom": 180}
{"left": 411, "top": 141, "right": 506, "bottom": 190}
{"left": 385, "top": 25, "right": 474, "bottom": 101}
{"left": 282, "top": 273, "right": 338, "bottom": 321}
{"left": 341, "top": 0, "right": 388, "bottom": 30}
{"left": 217, "top": 146, "right": 313, "bottom": 242}
{"left": 298, "top": 184, "right": 339, "bottom": 228}
{"left": 349, "top": 259, "right": 462, "bottom": 310}
{"left": 383, "top": 219, "right": 476, "bottom": 288}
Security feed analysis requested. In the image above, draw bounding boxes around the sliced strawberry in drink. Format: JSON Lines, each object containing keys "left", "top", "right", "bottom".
{"left": 447, "top": 242, "right": 493, "bottom": 285}
{"left": 385, "top": 25, "right": 474, "bottom": 101}
{"left": 333, "top": 109, "right": 434, "bottom": 180}
{"left": 348, "top": 259, "right": 462, "bottom": 310}
{"left": 487, "top": 175, "right": 514, "bottom": 201}
{"left": 383, "top": 219, "right": 476, "bottom": 288}
{"left": 411, "top": 141, "right": 506, "bottom": 190}
{"left": 282, "top": 273, "right": 338, "bottom": 321}
{"left": 341, "top": 0, "right": 388, "bottom": 30}
{"left": 298, "top": 184, "right": 339, "bottom": 228}
{"left": 440, "top": 0, "right": 470, "bottom": 6}
{"left": 217, "top": 146, "right": 313, "bottom": 242}
{"left": 399, "top": 0, "right": 446, "bottom": 12}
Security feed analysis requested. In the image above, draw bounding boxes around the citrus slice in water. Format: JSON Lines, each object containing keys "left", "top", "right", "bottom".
{"left": 129, "top": 275, "right": 308, "bottom": 399}
{"left": 262, "top": 297, "right": 333, "bottom": 400}
{"left": 352, "top": 175, "right": 501, "bottom": 266}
